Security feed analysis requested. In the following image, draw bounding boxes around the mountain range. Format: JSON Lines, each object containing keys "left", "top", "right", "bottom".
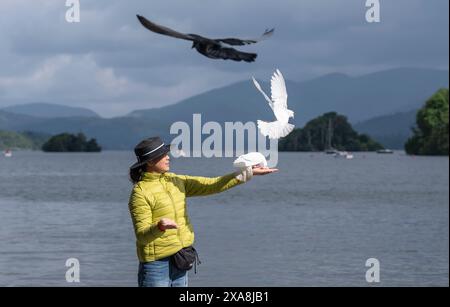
{"left": 354, "top": 109, "right": 418, "bottom": 149}
{"left": 0, "top": 67, "right": 448, "bottom": 150}
{"left": 1, "top": 103, "right": 99, "bottom": 118}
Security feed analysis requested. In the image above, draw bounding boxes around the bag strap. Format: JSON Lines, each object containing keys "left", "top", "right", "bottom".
{"left": 191, "top": 247, "right": 201, "bottom": 274}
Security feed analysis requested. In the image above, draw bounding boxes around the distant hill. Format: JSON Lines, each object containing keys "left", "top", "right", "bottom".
{"left": 354, "top": 110, "right": 417, "bottom": 149}
{"left": 1, "top": 103, "right": 99, "bottom": 118}
{"left": 0, "top": 130, "right": 34, "bottom": 150}
{"left": 0, "top": 130, "right": 51, "bottom": 150}
{"left": 0, "top": 110, "right": 42, "bottom": 130}
{"left": 279, "top": 112, "right": 384, "bottom": 152}
{"left": 0, "top": 68, "right": 447, "bottom": 150}
{"left": 129, "top": 67, "right": 449, "bottom": 126}
{"left": 0, "top": 113, "right": 164, "bottom": 150}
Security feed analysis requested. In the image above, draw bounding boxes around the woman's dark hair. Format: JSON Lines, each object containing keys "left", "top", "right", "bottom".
{"left": 129, "top": 164, "right": 147, "bottom": 184}
{"left": 129, "top": 153, "right": 167, "bottom": 184}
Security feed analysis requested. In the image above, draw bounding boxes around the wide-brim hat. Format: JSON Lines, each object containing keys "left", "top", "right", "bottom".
{"left": 130, "top": 137, "right": 171, "bottom": 170}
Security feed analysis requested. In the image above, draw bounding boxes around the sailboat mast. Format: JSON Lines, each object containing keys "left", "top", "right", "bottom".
{"left": 327, "top": 118, "right": 333, "bottom": 150}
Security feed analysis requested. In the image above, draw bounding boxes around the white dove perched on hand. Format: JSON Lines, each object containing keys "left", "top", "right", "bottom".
{"left": 252, "top": 69, "right": 295, "bottom": 139}
{"left": 233, "top": 152, "right": 274, "bottom": 182}
{"left": 233, "top": 152, "right": 268, "bottom": 169}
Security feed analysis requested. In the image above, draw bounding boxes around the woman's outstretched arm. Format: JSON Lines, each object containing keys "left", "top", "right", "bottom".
{"left": 180, "top": 166, "right": 278, "bottom": 197}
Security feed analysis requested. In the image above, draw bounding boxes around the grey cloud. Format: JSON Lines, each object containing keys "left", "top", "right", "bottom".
{"left": 0, "top": 0, "right": 448, "bottom": 117}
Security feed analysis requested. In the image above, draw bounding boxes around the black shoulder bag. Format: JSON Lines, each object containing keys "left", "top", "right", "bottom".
{"left": 171, "top": 246, "right": 201, "bottom": 273}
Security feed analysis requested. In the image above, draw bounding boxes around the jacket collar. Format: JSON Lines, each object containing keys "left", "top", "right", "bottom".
{"left": 141, "top": 171, "right": 167, "bottom": 181}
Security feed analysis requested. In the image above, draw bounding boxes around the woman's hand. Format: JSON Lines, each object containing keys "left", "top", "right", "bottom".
{"left": 252, "top": 165, "right": 279, "bottom": 176}
{"left": 158, "top": 218, "right": 178, "bottom": 231}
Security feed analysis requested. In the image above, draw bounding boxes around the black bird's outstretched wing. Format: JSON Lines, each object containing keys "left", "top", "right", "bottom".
{"left": 216, "top": 28, "right": 275, "bottom": 46}
{"left": 208, "top": 47, "right": 257, "bottom": 63}
{"left": 137, "top": 15, "right": 197, "bottom": 42}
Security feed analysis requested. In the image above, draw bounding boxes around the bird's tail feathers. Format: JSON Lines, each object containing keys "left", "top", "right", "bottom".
{"left": 282, "top": 123, "right": 295, "bottom": 137}
{"left": 240, "top": 52, "right": 257, "bottom": 63}
{"left": 228, "top": 50, "right": 256, "bottom": 62}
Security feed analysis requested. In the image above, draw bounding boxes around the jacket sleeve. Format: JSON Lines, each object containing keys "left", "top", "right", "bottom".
{"left": 128, "top": 184, "right": 164, "bottom": 245}
{"left": 181, "top": 169, "right": 250, "bottom": 198}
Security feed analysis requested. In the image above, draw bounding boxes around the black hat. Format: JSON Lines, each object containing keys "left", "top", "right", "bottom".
{"left": 130, "top": 137, "right": 171, "bottom": 170}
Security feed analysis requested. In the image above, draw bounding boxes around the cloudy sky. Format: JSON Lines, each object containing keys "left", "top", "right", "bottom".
{"left": 0, "top": 0, "right": 448, "bottom": 117}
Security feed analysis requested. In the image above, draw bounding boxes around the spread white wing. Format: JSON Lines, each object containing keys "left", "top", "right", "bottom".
{"left": 252, "top": 77, "right": 274, "bottom": 110}
{"left": 270, "top": 69, "right": 288, "bottom": 109}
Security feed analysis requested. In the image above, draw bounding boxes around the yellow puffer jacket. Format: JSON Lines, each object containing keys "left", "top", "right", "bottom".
{"left": 128, "top": 171, "right": 243, "bottom": 263}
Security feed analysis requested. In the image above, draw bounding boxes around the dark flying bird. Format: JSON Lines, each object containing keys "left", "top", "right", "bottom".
{"left": 136, "top": 15, "right": 274, "bottom": 63}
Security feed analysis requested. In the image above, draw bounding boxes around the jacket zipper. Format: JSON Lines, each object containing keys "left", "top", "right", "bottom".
{"left": 161, "top": 177, "right": 184, "bottom": 247}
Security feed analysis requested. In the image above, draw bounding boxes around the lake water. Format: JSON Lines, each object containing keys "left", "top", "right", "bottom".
{"left": 0, "top": 151, "right": 448, "bottom": 287}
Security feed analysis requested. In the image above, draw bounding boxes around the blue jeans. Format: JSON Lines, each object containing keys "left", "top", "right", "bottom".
{"left": 138, "top": 257, "right": 188, "bottom": 287}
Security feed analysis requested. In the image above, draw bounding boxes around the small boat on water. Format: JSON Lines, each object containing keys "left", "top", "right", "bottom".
{"left": 334, "top": 151, "right": 354, "bottom": 159}
{"left": 325, "top": 148, "right": 338, "bottom": 155}
{"left": 377, "top": 149, "right": 394, "bottom": 154}
{"left": 4, "top": 149, "right": 12, "bottom": 158}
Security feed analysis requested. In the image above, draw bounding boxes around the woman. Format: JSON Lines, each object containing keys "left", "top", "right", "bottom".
{"left": 128, "top": 137, "right": 277, "bottom": 287}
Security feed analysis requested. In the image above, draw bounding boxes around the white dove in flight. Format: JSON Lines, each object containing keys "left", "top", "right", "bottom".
{"left": 252, "top": 69, "right": 295, "bottom": 139}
